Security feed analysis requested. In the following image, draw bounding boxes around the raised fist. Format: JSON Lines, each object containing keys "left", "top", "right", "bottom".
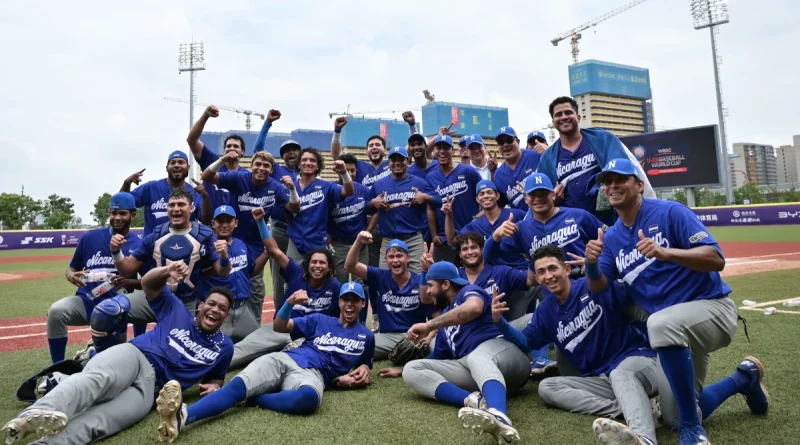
{"left": 356, "top": 231, "right": 373, "bottom": 245}
{"left": 251, "top": 207, "right": 265, "bottom": 221}
{"left": 110, "top": 234, "right": 127, "bottom": 252}
{"left": 204, "top": 105, "right": 220, "bottom": 118}
{"left": 402, "top": 111, "right": 415, "bottom": 124}
{"left": 332, "top": 160, "right": 346, "bottom": 174}
{"left": 214, "top": 240, "right": 228, "bottom": 259}
{"left": 334, "top": 116, "right": 348, "bottom": 131}
{"left": 267, "top": 109, "right": 281, "bottom": 123}
{"left": 280, "top": 175, "right": 295, "bottom": 190}
{"left": 287, "top": 289, "right": 309, "bottom": 306}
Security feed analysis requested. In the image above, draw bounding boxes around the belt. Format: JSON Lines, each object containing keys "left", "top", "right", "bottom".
{"left": 389, "top": 232, "right": 421, "bottom": 241}
{"left": 232, "top": 299, "right": 248, "bottom": 310}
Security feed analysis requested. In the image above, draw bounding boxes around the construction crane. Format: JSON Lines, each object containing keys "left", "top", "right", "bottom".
{"left": 551, "top": 0, "right": 648, "bottom": 64}
{"left": 328, "top": 104, "right": 419, "bottom": 119}
{"left": 163, "top": 96, "right": 265, "bottom": 131}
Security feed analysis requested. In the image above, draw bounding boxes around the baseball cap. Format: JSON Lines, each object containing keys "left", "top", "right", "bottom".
{"left": 408, "top": 133, "right": 426, "bottom": 144}
{"left": 458, "top": 135, "right": 469, "bottom": 147}
{"left": 280, "top": 140, "right": 301, "bottom": 156}
{"left": 495, "top": 126, "right": 518, "bottom": 138}
{"left": 426, "top": 262, "right": 469, "bottom": 286}
{"left": 109, "top": 192, "right": 136, "bottom": 210}
{"left": 434, "top": 135, "right": 454, "bottom": 148}
{"left": 339, "top": 281, "right": 367, "bottom": 301}
{"left": 466, "top": 134, "right": 485, "bottom": 148}
{"left": 386, "top": 239, "right": 409, "bottom": 253}
{"left": 524, "top": 173, "right": 554, "bottom": 193}
{"left": 388, "top": 146, "right": 409, "bottom": 159}
{"left": 476, "top": 179, "right": 497, "bottom": 193}
{"left": 596, "top": 158, "right": 641, "bottom": 184}
{"left": 167, "top": 150, "right": 189, "bottom": 163}
{"left": 213, "top": 205, "right": 237, "bottom": 220}
{"left": 527, "top": 131, "right": 546, "bottom": 142}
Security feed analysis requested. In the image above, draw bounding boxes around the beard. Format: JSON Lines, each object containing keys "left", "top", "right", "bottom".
{"left": 433, "top": 292, "right": 449, "bottom": 309}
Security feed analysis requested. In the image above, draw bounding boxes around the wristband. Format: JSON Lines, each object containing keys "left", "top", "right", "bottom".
{"left": 219, "top": 257, "right": 230, "bottom": 268}
{"left": 277, "top": 301, "right": 293, "bottom": 320}
{"left": 333, "top": 130, "right": 342, "bottom": 137}
{"left": 419, "top": 271, "right": 427, "bottom": 285}
{"left": 257, "top": 218, "right": 272, "bottom": 240}
{"left": 585, "top": 260, "right": 603, "bottom": 280}
{"left": 289, "top": 188, "right": 300, "bottom": 203}
{"left": 340, "top": 171, "right": 352, "bottom": 184}
{"left": 208, "top": 158, "right": 224, "bottom": 172}
{"left": 408, "top": 122, "right": 416, "bottom": 128}
{"left": 112, "top": 251, "right": 124, "bottom": 262}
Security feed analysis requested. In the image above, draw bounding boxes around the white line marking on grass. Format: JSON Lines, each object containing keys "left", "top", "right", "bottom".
{"left": 726, "top": 259, "right": 777, "bottom": 266}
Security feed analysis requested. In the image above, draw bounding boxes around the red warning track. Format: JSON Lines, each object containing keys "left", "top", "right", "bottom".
{"left": 0, "top": 255, "right": 72, "bottom": 264}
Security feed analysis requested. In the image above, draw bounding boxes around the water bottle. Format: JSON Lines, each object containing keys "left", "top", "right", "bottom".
{"left": 741, "top": 300, "right": 757, "bottom": 307}
{"left": 763, "top": 307, "right": 777, "bottom": 316}
{"left": 84, "top": 271, "right": 113, "bottom": 283}
{"left": 91, "top": 280, "right": 115, "bottom": 299}
{"left": 782, "top": 300, "right": 800, "bottom": 307}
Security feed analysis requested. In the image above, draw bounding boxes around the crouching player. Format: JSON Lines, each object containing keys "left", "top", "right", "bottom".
{"left": 155, "top": 282, "right": 375, "bottom": 442}
{"left": 402, "top": 262, "right": 530, "bottom": 445}
{"left": 2, "top": 262, "right": 234, "bottom": 445}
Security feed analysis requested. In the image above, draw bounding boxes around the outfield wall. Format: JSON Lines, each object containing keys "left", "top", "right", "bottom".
{"left": 0, "top": 229, "right": 144, "bottom": 250}
{"left": 691, "top": 203, "right": 800, "bottom": 226}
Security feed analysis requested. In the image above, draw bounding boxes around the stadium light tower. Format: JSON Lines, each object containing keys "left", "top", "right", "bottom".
{"left": 690, "top": 0, "right": 734, "bottom": 204}
{"left": 178, "top": 42, "right": 205, "bottom": 178}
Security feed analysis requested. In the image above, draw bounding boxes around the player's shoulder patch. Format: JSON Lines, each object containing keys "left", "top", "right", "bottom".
{"left": 688, "top": 231, "right": 709, "bottom": 243}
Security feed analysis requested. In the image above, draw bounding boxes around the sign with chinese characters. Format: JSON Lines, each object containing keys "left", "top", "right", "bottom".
{"left": 691, "top": 204, "right": 800, "bottom": 226}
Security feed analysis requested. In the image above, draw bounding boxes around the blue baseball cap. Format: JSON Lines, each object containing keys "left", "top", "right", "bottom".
{"left": 386, "top": 239, "right": 409, "bottom": 253}
{"left": 167, "top": 150, "right": 188, "bottom": 163}
{"left": 109, "top": 192, "right": 136, "bottom": 210}
{"left": 596, "top": 158, "right": 642, "bottom": 184}
{"left": 524, "top": 173, "right": 554, "bottom": 193}
{"left": 213, "top": 205, "right": 237, "bottom": 220}
{"left": 476, "top": 179, "right": 497, "bottom": 193}
{"left": 434, "top": 135, "right": 454, "bottom": 148}
{"left": 408, "top": 133, "right": 426, "bottom": 144}
{"left": 426, "top": 262, "right": 469, "bottom": 286}
{"left": 280, "top": 140, "right": 301, "bottom": 156}
{"left": 527, "top": 131, "right": 546, "bottom": 142}
{"left": 339, "top": 281, "right": 367, "bottom": 301}
{"left": 388, "top": 146, "right": 409, "bottom": 159}
{"left": 495, "top": 126, "right": 518, "bottom": 138}
{"left": 458, "top": 135, "right": 469, "bottom": 147}
{"left": 466, "top": 134, "right": 485, "bottom": 148}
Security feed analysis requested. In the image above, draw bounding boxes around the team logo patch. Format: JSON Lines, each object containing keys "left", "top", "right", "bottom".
{"left": 458, "top": 175, "right": 465, "bottom": 180}
{"left": 689, "top": 231, "right": 709, "bottom": 243}
{"left": 580, "top": 294, "right": 589, "bottom": 303}
{"left": 648, "top": 224, "right": 659, "bottom": 233}
{"left": 565, "top": 218, "right": 575, "bottom": 224}
{"left": 358, "top": 334, "right": 367, "bottom": 339}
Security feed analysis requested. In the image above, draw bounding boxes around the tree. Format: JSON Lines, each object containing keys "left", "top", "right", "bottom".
{"left": 40, "top": 194, "right": 75, "bottom": 229}
{"left": 782, "top": 188, "right": 800, "bottom": 203}
{"left": 91, "top": 193, "right": 112, "bottom": 226}
{"left": 68, "top": 215, "right": 83, "bottom": 229}
{"left": 669, "top": 188, "right": 726, "bottom": 207}
{"left": 132, "top": 208, "right": 145, "bottom": 228}
{"left": 734, "top": 183, "right": 765, "bottom": 205}
{"left": 0, "top": 193, "right": 41, "bottom": 230}
{"left": 670, "top": 189, "right": 688, "bottom": 205}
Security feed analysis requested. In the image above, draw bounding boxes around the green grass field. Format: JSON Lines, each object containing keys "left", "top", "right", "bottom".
{"left": 0, "top": 227, "right": 799, "bottom": 444}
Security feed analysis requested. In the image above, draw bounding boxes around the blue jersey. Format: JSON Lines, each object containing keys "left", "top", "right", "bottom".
{"left": 131, "top": 287, "right": 233, "bottom": 390}
{"left": 510, "top": 278, "right": 653, "bottom": 376}
{"left": 288, "top": 178, "right": 344, "bottom": 256}
{"left": 131, "top": 222, "right": 220, "bottom": 300}
{"left": 286, "top": 313, "right": 375, "bottom": 386}
{"left": 408, "top": 160, "right": 439, "bottom": 179}
{"left": 556, "top": 139, "right": 602, "bottom": 216}
{"left": 458, "top": 264, "right": 527, "bottom": 319}
{"left": 131, "top": 179, "right": 203, "bottom": 236}
{"left": 365, "top": 267, "right": 436, "bottom": 333}
{"left": 199, "top": 238, "right": 253, "bottom": 302}
{"left": 427, "top": 164, "right": 483, "bottom": 240}
{"left": 493, "top": 150, "right": 540, "bottom": 210}
{"left": 458, "top": 208, "right": 528, "bottom": 269}
{"left": 370, "top": 174, "right": 440, "bottom": 237}
{"left": 598, "top": 199, "right": 731, "bottom": 314}
{"left": 429, "top": 285, "right": 502, "bottom": 360}
{"left": 269, "top": 164, "right": 300, "bottom": 224}
{"left": 329, "top": 182, "right": 372, "bottom": 244}
{"left": 196, "top": 145, "right": 249, "bottom": 209}
{"left": 69, "top": 227, "right": 142, "bottom": 312}
{"left": 218, "top": 171, "right": 290, "bottom": 252}
{"left": 281, "top": 258, "right": 341, "bottom": 319}
{"left": 355, "top": 159, "right": 390, "bottom": 189}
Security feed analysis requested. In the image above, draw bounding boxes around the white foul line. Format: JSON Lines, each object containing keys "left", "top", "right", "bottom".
{"left": 725, "top": 259, "right": 776, "bottom": 267}
{"left": 728, "top": 251, "right": 800, "bottom": 261}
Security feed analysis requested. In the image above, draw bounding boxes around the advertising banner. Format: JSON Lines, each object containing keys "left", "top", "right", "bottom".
{"left": 0, "top": 229, "right": 144, "bottom": 250}
{"left": 692, "top": 204, "right": 800, "bottom": 226}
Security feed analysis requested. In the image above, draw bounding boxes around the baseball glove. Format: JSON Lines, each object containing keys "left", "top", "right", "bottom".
{"left": 388, "top": 337, "right": 429, "bottom": 367}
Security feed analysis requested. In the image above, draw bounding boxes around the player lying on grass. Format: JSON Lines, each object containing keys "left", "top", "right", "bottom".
{"left": 2, "top": 262, "right": 234, "bottom": 445}
{"left": 155, "top": 282, "right": 375, "bottom": 442}
{"left": 401, "top": 262, "right": 530, "bottom": 445}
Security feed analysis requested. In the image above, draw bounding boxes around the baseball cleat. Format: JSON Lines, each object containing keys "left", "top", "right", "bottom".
{"left": 36, "top": 371, "right": 67, "bottom": 396}
{"left": 650, "top": 398, "right": 662, "bottom": 428}
{"left": 281, "top": 341, "right": 300, "bottom": 352}
{"left": 678, "top": 423, "right": 710, "bottom": 445}
{"left": 156, "top": 380, "right": 186, "bottom": 443}
{"left": 592, "top": 418, "right": 650, "bottom": 445}
{"left": 458, "top": 407, "right": 520, "bottom": 445}
{"left": 73, "top": 341, "right": 96, "bottom": 367}
{"left": 530, "top": 357, "right": 559, "bottom": 380}
{"left": 737, "top": 356, "right": 770, "bottom": 416}
{"left": 463, "top": 391, "right": 487, "bottom": 410}
{"left": 2, "top": 409, "right": 68, "bottom": 444}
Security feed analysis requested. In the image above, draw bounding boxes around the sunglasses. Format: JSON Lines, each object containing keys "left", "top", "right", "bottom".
{"left": 496, "top": 137, "right": 515, "bottom": 146}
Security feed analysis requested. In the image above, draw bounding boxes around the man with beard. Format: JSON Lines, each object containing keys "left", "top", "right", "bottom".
{"left": 2, "top": 262, "right": 234, "bottom": 445}
{"left": 402, "top": 262, "right": 530, "bottom": 445}
{"left": 526, "top": 130, "right": 549, "bottom": 154}
{"left": 407, "top": 132, "right": 439, "bottom": 179}
{"left": 426, "top": 135, "right": 483, "bottom": 264}
{"left": 536, "top": 96, "right": 655, "bottom": 226}
{"left": 330, "top": 117, "right": 390, "bottom": 189}
{"left": 492, "top": 126, "right": 540, "bottom": 211}
{"left": 121, "top": 151, "right": 203, "bottom": 236}
{"left": 345, "top": 233, "right": 437, "bottom": 360}
{"left": 154, "top": 282, "right": 374, "bottom": 442}
{"left": 227, "top": 208, "right": 342, "bottom": 369}
{"left": 201, "top": 150, "right": 298, "bottom": 319}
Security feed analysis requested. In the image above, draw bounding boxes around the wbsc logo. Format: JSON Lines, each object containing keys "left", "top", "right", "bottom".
{"left": 20, "top": 237, "right": 55, "bottom": 245}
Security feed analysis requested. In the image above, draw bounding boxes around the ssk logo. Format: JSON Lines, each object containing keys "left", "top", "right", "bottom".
{"left": 21, "top": 237, "right": 54, "bottom": 245}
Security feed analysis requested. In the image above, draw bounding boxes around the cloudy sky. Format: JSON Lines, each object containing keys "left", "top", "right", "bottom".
{"left": 1, "top": 0, "right": 795, "bottom": 222}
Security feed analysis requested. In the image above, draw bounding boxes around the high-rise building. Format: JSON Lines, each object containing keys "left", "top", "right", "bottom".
{"left": 775, "top": 144, "right": 799, "bottom": 186}
{"left": 568, "top": 60, "right": 654, "bottom": 136}
{"left": 728, "top": 153, "right": 747, "bottom": 188}
{"left": 731, "top": 143, "right": 778, "bottom": 186}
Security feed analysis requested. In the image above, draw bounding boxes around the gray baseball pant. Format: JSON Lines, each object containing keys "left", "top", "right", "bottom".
{"left": 46, "top": 291, "right": 157, "bottom": 339}
{"left": 268, "top": 222, "right": 290, "bottom": 317}
{"left": 331, "top": 241, "right": 368, "bottom": 286}
{"left": 248, "top": 267, "right": 266, "bottom": 323}
{"left": 220, "top": 303, "right": 261, "bottom": 343}
{"left": 25, "top": 343, "right": 155, "bottom": 444}
{"left": 402, "top": 337, "right": 529, "bottom": 400}
{"left": 379, "top": 233, "right": 424, "bottom": 273}
{"left": 375, "top": 332, "right": 407, "bottom": 360}
{"left": 237, "top": 352, "right": 325, "bottom": 407}
{"left": 229, "top": 322, "right": 302, "bottom": 369}
{"left": 367, "top": 227, "right": 382, "bottom": 270}
{"left": 538, "top": 355, "right": 659, "bottom": 445}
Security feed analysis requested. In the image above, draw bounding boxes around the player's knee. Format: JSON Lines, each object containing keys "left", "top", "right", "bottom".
{"left": 646, "top": 312, "right": 684, "bottom": 348}
{"left": 46, "top": 299, "right": 73, "bottom": 325}
{"left": 537, "top": 379, "right": 559, "bottom": 405}
{"left": 295, "top": 386, "right": 320, "bottom": 413}
{"left": 401, "top": 360, "right": 425, "bottom": 382}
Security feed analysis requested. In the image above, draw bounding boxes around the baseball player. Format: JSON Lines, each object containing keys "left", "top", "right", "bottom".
{"left": 535, "top": 96, "right": 656, "bottom": 226}
{"left": 426, "top": 135, "right": 483, "bottom": 263}
{"left": 402, "top": 262, "right": 530, "bottom": 445}
{"left": 492, "top": 126, "right": 540, "bottom": 211}
{"left": 154, "top": 282, "right": 374, "bottom": 442}
{"left": 112, "top": 188, "right": 231, "bottom": 314}
{"left": 345, "top": 233, "right": 437, "bottom": 359}
{"left": 201, "top": 149, "right": 298, "bottom": 319}
{"left": 526, "top": 130, "right": 549, "bottom": 154}
{"left": 228, "top": 209, "right": 342, "bottom": 369}
{"left": 368, "top": 146, "right": 441, "bottom": 272}
{"left": 584, "top": 159, "right": 770, "bottom": 444}
{"left": 1, "top": 262, "right": 234, "bottom": 445}
{"left": 457, "top": 135, "right": 471, "bottom": 166}
{"left": 45, "top": 193, "right": 155, "bottom": 369}
{"left": 464, "top": 134, "right": 497, "bottom": 181}
{"left": 407, "top": 128, "right": 439, "bottom": 179}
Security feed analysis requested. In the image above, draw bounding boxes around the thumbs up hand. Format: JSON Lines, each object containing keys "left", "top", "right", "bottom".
{"left": 585, "top": 227, "right": 605, "bottom": 264}
{"left": 492, "top": 212, "right": 518, "bottom": 241}
{"left": 636, "top": 229, "right": 667, "bottom": 260}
